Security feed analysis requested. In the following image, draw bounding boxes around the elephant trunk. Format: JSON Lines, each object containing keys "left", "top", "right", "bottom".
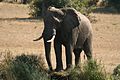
{"left": 33, "top": 35, "right": 43, "bottom": 41}
{"left": 47, "top": 29, "right": 56, "bottom": 43}
{"left": 44, "top": 41, "right": 53, "bottom": 71}
{"left": 43, "top": 29, "right": 56, "bottom": 71}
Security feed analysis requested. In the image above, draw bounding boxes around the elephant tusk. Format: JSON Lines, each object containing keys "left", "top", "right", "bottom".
{"left": 47, "top": 29, "right": 56, "bottom": 43}
{"left": 47, "top": 35, "right": 55, "bottom": 43}
{"left": 33, "top": 35, "right": 43, "bottom": 41}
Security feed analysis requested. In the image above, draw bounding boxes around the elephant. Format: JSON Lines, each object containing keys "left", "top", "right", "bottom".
{"left": 33, "top": 7, "right": 93, "bottom": 72}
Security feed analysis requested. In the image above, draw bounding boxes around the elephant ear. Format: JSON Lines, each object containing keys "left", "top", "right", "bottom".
{"left": 62, "top": 8, "right": 81, "bottom": 28}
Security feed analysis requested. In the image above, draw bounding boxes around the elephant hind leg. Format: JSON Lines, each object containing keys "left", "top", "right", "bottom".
{"left": 83, "top": 37, "right": 92, "bottom": 60}
{"left": 73, "top": 48, "right": 82, "bottom": 66}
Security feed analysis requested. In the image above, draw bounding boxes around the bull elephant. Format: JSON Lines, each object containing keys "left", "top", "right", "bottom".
{"left": 34, "top": 7, "right": 93, "bottom": 72}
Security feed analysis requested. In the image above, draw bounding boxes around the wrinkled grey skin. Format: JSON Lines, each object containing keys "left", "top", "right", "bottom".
{"left": 34, "top": 7, "right": 93, "bottom": 72}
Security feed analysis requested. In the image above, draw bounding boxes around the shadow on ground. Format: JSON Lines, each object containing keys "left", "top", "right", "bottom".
{"left": 0, "top": 17, "right": 42, "bottom": 22}
{"left": 93, "top": 7, "right": 120, "bottom": 14}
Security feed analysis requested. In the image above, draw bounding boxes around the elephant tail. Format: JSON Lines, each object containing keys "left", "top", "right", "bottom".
{"left": 33, "top": 35, "right": 43, "bottom": 41}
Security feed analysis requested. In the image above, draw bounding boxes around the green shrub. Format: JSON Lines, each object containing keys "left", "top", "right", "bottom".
{"left": 0, "top": 51, "right": 49, "bottom": 80}
{"left": 10, "top": 54, "right": 49, "bottom": 80}
{"left": 29, "top": 0, "right": 97, "bottom": 17}
{"left": 69, "top": 60, "right": 108, "bottom": 80}
{"left": 113, "top": 64, "right": 120, "bottom": 80}
{"left": 0, "top": 51, "right": 114, "bottom": 80}
{"left": 67, "top": 0, "right": 97, "bottom": 15}
{"left": 29, "top": 0, "right": 69, "bottom": 17}
{"left": 29, "top": 0, "right": 43, "bottom": 17}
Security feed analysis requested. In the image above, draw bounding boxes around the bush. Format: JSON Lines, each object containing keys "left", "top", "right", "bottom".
{"left": 0, "top": 51, "right": 113, "bottom": 80}
{"left": 107, "top": 0, "right": 120, "bottom": 12}
{"left": 29, "top": 0, "right": 97, "bottom": 17}
{"left": 69, "top": 60, "right": 108, "bottom": 80}
{"left": 113, "top": 64, "right": 120, "bottom": 80}
{"left": 50, "top": 59, "right": 108, "bottom": 80}
{"left": 67, "top": 0, "right": 97, "bottom": 15}
{"left": 0, "top": 51, "right": 49, "bottom": 80}
{"left": 10, "top": 54, "right": 49, "bottom": 80}
{"left": 29, "top": 0, "right": 69, "bottom": 17}
{"left": 29, "top": 0, "right": 43, "bottom": 17}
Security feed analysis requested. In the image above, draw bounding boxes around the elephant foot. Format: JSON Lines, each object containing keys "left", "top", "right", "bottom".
{"left": 47, "top": 69, "right": 54, "bottom": 74}
{"left": 55, "top": 68, "right": 63, "bottom": 72}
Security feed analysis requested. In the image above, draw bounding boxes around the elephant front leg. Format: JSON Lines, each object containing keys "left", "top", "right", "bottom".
{"left": 54, "top": 41, "right": 63, "bottom": 72}
{"left": 65, "top": 44, "right": 73, "bottom": 70}
{"left": 44, "top": 41, "right": 53, "bottom": 71}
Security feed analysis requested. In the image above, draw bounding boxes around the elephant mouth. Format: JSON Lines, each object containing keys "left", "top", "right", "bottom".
{"left": 47, "top": 29, "right": 56, "bottom": 42}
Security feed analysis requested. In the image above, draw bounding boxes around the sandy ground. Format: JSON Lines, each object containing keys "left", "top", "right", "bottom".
{"left": 0, "top": 2, "right": 120, "bottom": 73}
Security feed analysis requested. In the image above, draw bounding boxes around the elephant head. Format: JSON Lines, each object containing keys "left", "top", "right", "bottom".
{"left": 34, "top": 7, "right": 81, "bottom": 42}
{"left": 44, "top": 7, "right": 81, "bottom": 42}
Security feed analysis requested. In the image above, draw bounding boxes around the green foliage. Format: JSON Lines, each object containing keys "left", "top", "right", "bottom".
{"left": 0, "top": 51, "right": 49, "bottom": 80}
{"left": 29, "top": 0, "right": 97, "bottom": 17}
{"left": 69, "top": 60, "right": 108, "bottom": 80}
{"left": 45, "top": 0, "right": 69, "bottom": 8}
{"left": 83, "top": 60, "right": 107, "bottom": 80}
{"left": 29, "top": 0, "right": 69, "bottom": 17}
{"left": 67, "top": 0, "right": 97, "bottom": 15}
{"left": 0, "top": 51, "right": 115, "bottom": 80}
{"left": 113, "top": 64, "right": 120, "bottom": 80}
{"left": 10, "top": 54, "right": 49, "bottom": 80}
{"left": 107, "top": 0, "right": 120, "bottom": 11}
{"left": 29, "top": 0, "right": 43, "bottom": 17}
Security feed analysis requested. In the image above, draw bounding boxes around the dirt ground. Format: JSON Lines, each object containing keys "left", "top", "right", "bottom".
{"left": 0, "top": 3, "right": 120, "bottom": 73}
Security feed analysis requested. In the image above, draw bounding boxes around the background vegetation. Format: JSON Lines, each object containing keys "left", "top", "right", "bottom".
{"left": 69, "top": 60, "right": 108, "bottom": 80}
{"left": 29, "top": 0, "right": 98, "bottom": 17}
{"left": 0, "top": 51, "right": 120, "bottom": 80}
{"left": 29, "top": 0, "right": 120, "bottom": 17}
{"left": 0, "top": 51, "right": 49, "bottom": 80}
{"left": 107, "top": 0, "right": 120, "bottom": 12}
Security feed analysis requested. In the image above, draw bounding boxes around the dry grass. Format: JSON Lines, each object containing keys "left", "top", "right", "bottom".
{"left": 0, "top": 2, "right": 120, "bottom": 73}
{"left": 92, "top": 13, "right": 120, "bottom": 73}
